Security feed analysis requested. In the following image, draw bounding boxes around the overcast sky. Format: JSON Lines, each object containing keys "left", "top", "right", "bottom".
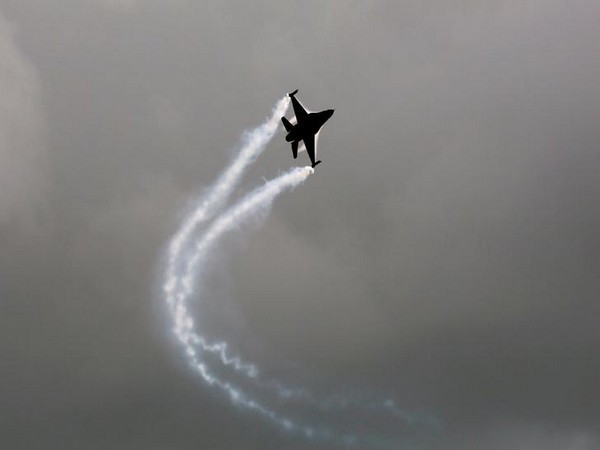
{"left": 1, "top": 1, "right": 599, "bottom": 449}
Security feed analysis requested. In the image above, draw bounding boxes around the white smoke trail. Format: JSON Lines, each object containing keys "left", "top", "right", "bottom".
{"left": 164, "top": 97, "right": 289, "bottom": 376}
{"left": 160, "top": 99, "right": 438, "bottom": 448}
{"left": 165, "top": 95, "right": 288, "bottom": 280}
{"left": 167, "top": 166, "right": 347, "bottom": 442}
{"left": 169, "top": 166, "right": 313, "bottom": 376}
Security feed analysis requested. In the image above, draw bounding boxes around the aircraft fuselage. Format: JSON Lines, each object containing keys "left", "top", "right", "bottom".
{"left": 285, "top": 109, "right": 334, "bottom": 143}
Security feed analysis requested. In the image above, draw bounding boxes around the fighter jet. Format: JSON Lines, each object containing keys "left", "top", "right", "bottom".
{"left": 281, "top": 90, "right": 334, "bottom": 168}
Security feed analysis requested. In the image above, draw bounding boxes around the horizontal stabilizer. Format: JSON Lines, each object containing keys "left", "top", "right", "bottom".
{"left": 281, "top": 116, "right": 293, "bottom": 132}
{"left": 312, "top": 160, "right": 322, "bottom": 168}
{"left": 288, "top": 89, "right": 298, "bottom": 97}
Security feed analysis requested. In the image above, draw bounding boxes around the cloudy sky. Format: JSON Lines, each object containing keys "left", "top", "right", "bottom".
{"left": 1, "top": 1, "right": 599, "bottom": 449}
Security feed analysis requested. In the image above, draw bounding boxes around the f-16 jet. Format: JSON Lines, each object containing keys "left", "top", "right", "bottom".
{"left": 281, "top": 90, "right": 334, "bottom": 168}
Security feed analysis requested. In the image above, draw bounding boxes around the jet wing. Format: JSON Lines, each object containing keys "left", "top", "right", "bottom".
{"left": 303, "top": 134, "right": 316, "bottom": 166}
{"left": 290, "top": 95, "right": 308, "bottom": 123}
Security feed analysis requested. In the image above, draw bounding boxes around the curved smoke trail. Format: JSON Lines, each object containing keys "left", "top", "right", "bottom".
{"left": 161, "top": 98, "right": 438, "bottom": 448}
{"left": 164, "top": 97, "right": 289, "bottom": 377}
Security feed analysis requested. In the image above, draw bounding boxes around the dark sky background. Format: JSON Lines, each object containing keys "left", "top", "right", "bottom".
{"left": 1, "top": 1, "right": 599, "bottom": 449}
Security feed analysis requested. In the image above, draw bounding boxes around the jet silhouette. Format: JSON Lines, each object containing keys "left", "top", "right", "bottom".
{"left": 281, "top": 90, "right": 334, "bottom": 168}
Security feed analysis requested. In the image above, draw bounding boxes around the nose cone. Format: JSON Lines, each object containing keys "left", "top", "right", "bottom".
{"left": 327, "top": 109, "right": 335, "bottom": 118}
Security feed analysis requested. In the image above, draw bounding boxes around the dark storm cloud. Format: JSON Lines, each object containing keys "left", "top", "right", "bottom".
{"left": 1, "top": 1, "right": 599, "bottom": 449}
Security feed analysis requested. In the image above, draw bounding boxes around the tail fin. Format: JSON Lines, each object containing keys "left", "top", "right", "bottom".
{"left": 291, "top": 141, "right": 298, "bottom": 159}
{"left": 281, "top": 116, "right": 294, "bottom": 132}
{"left": 288, "top": 89, "right": 298, "bottom": 97}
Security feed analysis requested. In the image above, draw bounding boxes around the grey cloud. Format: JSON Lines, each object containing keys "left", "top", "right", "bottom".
{"left": 1, "top": 1, "right": 599, "bottom": 449}
{"left": 0, "top": 11, "right": 47, "bottom": 229}
{"left": 445, "top": 424, "right": 599, "bottom": 450}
